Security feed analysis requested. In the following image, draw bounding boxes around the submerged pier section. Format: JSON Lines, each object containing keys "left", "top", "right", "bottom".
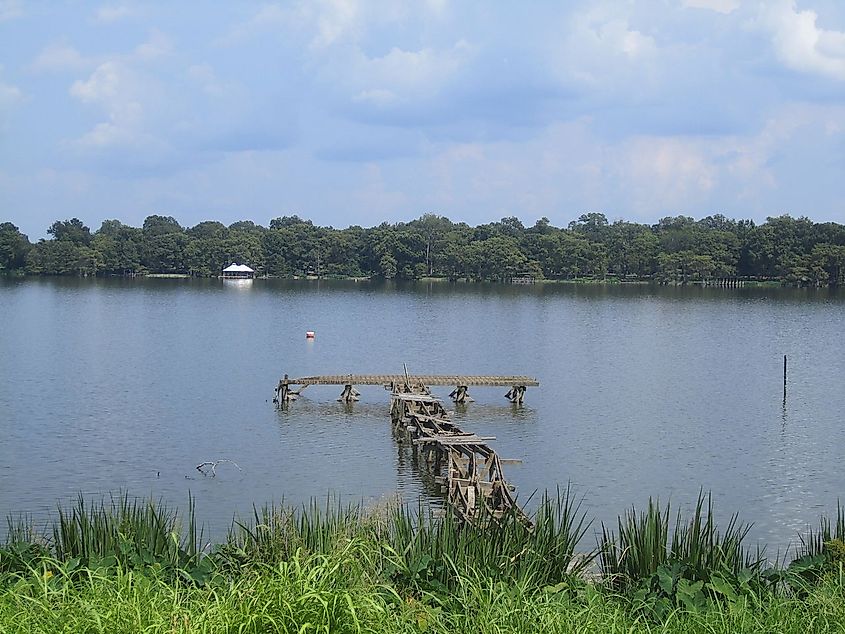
{"left": 273, "top": 372, "right": 539, "bottom": 526}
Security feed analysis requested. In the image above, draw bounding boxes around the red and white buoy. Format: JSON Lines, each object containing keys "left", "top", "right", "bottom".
{"left": 306, "top": 331, "right": 315, "bottom": 339}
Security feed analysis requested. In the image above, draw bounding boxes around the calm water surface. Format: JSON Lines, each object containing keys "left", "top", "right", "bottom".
{"left": 1, "top": 277, "right": 843, "bottom": 550}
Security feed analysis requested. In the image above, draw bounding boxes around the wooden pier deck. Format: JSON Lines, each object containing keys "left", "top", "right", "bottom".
{"left": 279, "top": 374, "right": 539, "bottom": 387}
{"left": 274, "top": 371, "right": 537, "bottom": 527}
{"left": 274, "top": 374, "right": 538, "bottom": 404}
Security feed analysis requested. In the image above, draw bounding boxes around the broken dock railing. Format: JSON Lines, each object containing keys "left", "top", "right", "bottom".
{"left": 273, "top": 372, "right": 539, "bottom": 526}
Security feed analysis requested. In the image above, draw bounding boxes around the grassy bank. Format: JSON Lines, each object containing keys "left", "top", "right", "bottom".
{"left": 2, "top": 491, "right": 844, "bottom": 633}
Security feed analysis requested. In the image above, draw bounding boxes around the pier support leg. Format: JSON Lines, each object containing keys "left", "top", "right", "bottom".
{"left": 275, "top": 375, "right": 295, "bottom": 406}
{"left": 449, "top": 385, "right": 474, "bottom": 404}
{"left": 505, "top": 385, "right": 526, "bottom": 404}
{"left": 338, "top": 384, "right": 360, "bottom": 403}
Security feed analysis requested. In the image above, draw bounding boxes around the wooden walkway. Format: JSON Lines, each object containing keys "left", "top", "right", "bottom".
{"left": 274, "top": 371, "right": 537, "bottom": 527}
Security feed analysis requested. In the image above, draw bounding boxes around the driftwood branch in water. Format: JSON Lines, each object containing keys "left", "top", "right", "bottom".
{"left": 196, "top": 459, "right": 243, "bottom": 477}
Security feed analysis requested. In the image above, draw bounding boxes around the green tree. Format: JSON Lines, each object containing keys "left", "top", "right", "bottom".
{"left": 808, "top": 243, "right": 845, "bottom": 287}
{"left": 569, "top": 212, "right": 610, "bottom": 242}
{"left": 48, "top": 218, "right": 92, "bottom": 245}
{"left": 142, "top": 215, "right": 183, "bottom": 236}
{"left": 141, "top": 216, "right": 186, "bottom": 273}
{"left": 92, "top": 220, "right": 142, "bottom": 274}
{"left": 0, "top": 223, "right": 30, "bottom": 271}
{"left": 408, "top": 213, "right": 452, "bottom": 276}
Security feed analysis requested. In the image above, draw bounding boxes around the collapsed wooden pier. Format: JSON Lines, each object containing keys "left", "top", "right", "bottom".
{"left": 273, "top": 372, "right": 538, "bottom": 526}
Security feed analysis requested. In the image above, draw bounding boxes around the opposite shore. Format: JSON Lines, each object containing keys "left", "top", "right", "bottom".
{"left": 2, "top": 212, "right": 844, "bottom": 287}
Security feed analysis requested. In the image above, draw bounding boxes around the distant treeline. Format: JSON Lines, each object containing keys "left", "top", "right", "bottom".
{"left": 1, "top": 213, "right": 845, "bottom": 286}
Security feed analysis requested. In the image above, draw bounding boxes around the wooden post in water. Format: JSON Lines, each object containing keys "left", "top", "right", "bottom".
{"left": 783, "top": 355, "right": 787, "bottom": 400}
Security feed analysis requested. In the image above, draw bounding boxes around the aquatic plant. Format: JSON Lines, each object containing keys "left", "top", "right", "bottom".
{"left": 598, "top": 492, "right": 763, "bottom": 617}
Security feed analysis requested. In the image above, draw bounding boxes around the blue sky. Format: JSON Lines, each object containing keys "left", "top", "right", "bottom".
{"left": 1, "top": 0, "right": 844, "bottom": 239}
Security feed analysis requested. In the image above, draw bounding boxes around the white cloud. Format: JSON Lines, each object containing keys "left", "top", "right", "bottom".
{"left": 94, "top": 4, "right": 137, "bottom": 23}
{"left": 353, "top": 88, "right": 397, "bottom": 107}
{"left": 310, "top": 0, "right": 359, "bottom": 48}
{"left": 71, "top": 61, "right": 125, "bottom": 104}
{"left": 220, "top": 1, "right": 361, "bottom": 49}
{"left": 352, "top": 42, "right": 470, "bottom": 102}
{"left": 346, "top": 163, "right": 409, "bottom": 217}
{"left": 32, "top": 31, "right": 170, "bottom": 76}
{"left": 0, "top": 69, "right": 23, "bottom": 131}
{"left": 132, "top": 30, "right": 172, "bottom": 61}
{"left": 30, "top": 43, "right": 93, "bottom": 72}
{"left": 187, "top": 64, "right": 227, "bottom": 96}
{"left": 69, "top": 61, "right": 146, "bottom": 148}
{"left": 0, "top": 80, "right": 23, "bottom": 123}
{"left": 216, "top": 4, "right": 288, "bottom": 46}
{"left": 725, "top": 103, "right": 844, "bottom": 186}
{"left": 0, "top": 0, "right": 22, "bottom": 22}
{"left": 425, "top": 0, "right": 448, "bottom": 17}
{"left": 760, "top": 0, "right": 845, "bottom": 80}
{"left": 601, "top": 19, "right": 657, "bottom": 59}
{"left": 616, "top": 137, "right": 717, "bottom": 209}
{"left": 223, "top": 0, "right": 442, "bottom": 50}
{"left": 560, "top": 10, "right": 659, "bottom": 88}
{"left": 0, "top": 81, "right": 21, "bottom": 103}
{"left": 60, "top": 34, "right": 173, "bottom": 149}
{"left": 682, "top": 0, "right": 740, "bottom": 14}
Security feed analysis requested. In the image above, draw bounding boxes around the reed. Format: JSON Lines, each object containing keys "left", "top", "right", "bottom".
{"left": 50, "top": 492, "right": 203, "bottom": 569}
{"left": 797, "top": 502, "right": 845, "bottom": 558}
{"left": 224, "top": 487, "right": 594, "bottom": 593}
{"left": 599, "top": 492, "right": 760, "bottom": 591}
{"left": 381, "top": 485, "right": 594, "bottom": 594}
{"left": 226, "top": 496, "right": 374, "bottom": 567}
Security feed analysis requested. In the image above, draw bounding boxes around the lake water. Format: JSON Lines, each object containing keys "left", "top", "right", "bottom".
{"left": 1, "top": 277, "right": 843, "bottom": 551}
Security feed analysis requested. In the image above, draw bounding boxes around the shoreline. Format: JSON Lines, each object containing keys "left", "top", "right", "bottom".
{"left": 0, "top": 272, "right": 807, "bottom": 288}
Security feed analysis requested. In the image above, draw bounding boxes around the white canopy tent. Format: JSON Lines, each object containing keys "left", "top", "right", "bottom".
{"left": 221, "top": 263, "right": 255, "bottom": 278}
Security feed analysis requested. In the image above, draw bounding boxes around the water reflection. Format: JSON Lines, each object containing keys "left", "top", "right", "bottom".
{"left": 222, "top": 278, "right": 254, "bottom": 290}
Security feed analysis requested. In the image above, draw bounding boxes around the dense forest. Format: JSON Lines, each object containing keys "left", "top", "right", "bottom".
{"left": 1, "top": 213, "right": 845, "bottom": 286}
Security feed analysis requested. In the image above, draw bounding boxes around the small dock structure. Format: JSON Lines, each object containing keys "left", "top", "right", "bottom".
{"left": 273, "top": 372, "right": 539, "bottom": 526}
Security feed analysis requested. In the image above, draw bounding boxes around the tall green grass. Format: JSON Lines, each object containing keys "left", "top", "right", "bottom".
{"left": 4, "top": 489, "right": 845, "bottom": 631}
{"left": 3, "top": 557, "right": 845, "bottom": 633}
{"left": 2, "top": 493, "right": 209, "bottom": 584}
{"left": 798, "top": 502, "right": 845, "bottom": 558}
{"left": 598, "top": 492, "right": 766, "bottom": 618}
{"left": 52, "top": 492, "right": 202, "bottom": 566}
{"left": 599, "top": 492, "right": 759, "bottom": 588}
{"left": 224, "top": 486, "right": 593, "bottom": 594}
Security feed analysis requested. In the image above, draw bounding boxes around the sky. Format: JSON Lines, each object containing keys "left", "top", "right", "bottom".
{"left": 1, "top": 0, "right": 844, "bottom": 239}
